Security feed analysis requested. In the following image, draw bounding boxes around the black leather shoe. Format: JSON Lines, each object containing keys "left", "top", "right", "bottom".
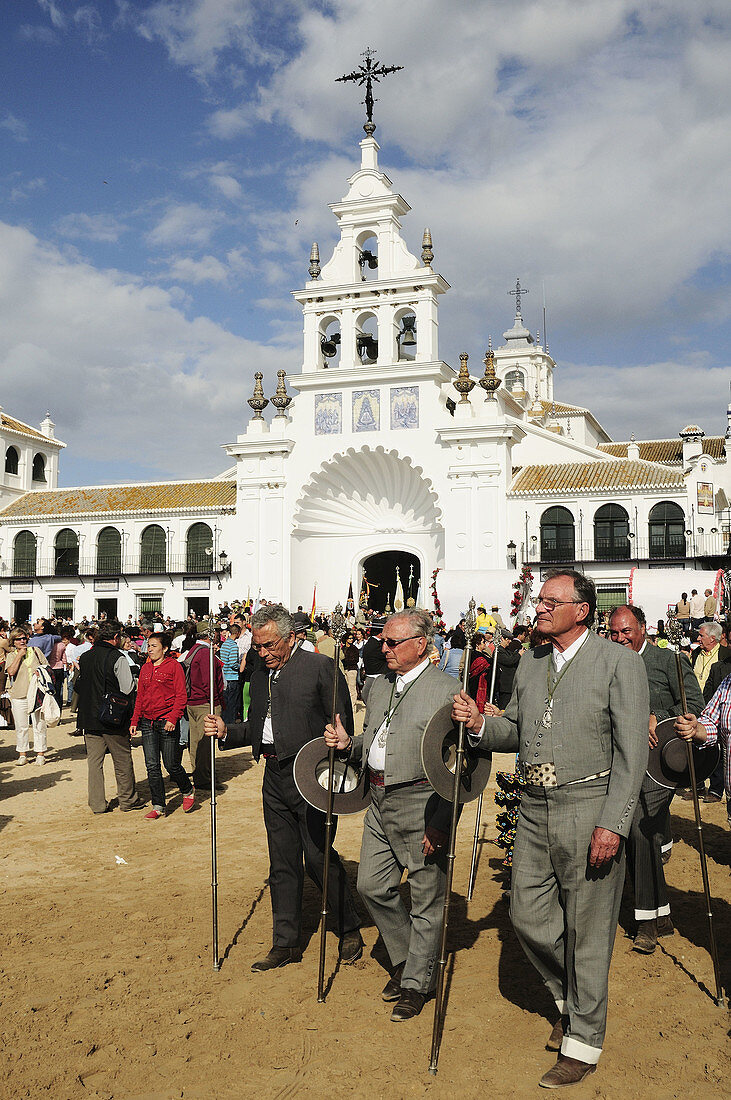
{"left": 250, "top": 947, "right": 302, "bottom": 973}
{"left": 390, "top": 988, "right": 428, "bottom": 1022}
{"left": 657, "top": 915, "right": 674, "bottom": 937}
{"left": 381, "top": 962, "right": 405, "bottom": 1002}
{"left": 339, "top": 930, "right": 364, "bottom": 964}
{"left": 633, "top": 919, "right": 657, "bottom": 954}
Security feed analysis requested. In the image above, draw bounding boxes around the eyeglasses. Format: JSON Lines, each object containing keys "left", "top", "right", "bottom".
{"left": 380, "top": 634, "right": 422, "bottom": 649}
{"left": 253, "top": 637, "right": 287, "bottom": 653}
{"left": 531, "top": 596, "right": 587, "bottom": 611}
{"left": 14, "top": 637, "right": 28, "bottom": 643}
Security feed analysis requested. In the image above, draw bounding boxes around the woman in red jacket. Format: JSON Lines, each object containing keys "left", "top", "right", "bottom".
{"left": 130, "top": 632, "right": 193, "bottom": 820}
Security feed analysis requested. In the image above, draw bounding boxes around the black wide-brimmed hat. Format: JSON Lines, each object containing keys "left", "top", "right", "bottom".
{"left": 293, "top": 737, "right": 371, "bottom": 815}
{"left": 646, "top": 716, "right": 721, "bottom": 790}
{"left": 421, "top": 703, "right": 492, "bottom": 804}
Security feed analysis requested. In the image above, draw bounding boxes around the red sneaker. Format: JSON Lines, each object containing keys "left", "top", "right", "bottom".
{"left": 182, "top": 791, "right": 195, "bottom": 813}
{"left": 145, "top": 809, "right": 164, "bottom": 820}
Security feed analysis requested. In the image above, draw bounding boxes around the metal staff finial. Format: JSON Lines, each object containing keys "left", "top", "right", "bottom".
{"left": 336, "top": 47, "right": 404, "bottom": 135}
{"left": 331, "top": 601, "right": 347, "bottom": 642}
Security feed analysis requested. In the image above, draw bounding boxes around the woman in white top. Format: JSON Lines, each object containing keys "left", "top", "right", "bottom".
{"left": 5, "top": 627, "right": 49, "bottom": 765}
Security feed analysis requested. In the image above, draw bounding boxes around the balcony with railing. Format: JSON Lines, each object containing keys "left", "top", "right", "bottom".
{"left": 530, "top": 531, "right": 730, "bottom": 566}
{"left": 3, "top": 554, "right": 220, "bottom": 579}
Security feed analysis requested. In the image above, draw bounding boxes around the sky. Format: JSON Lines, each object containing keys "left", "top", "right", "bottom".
{"left": 2, "top": 0, "right": 731, "bottom": 486}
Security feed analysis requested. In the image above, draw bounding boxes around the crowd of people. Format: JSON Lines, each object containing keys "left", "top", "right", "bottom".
{"left": 0, "top": 578, "right": 728, "bottom": 1089}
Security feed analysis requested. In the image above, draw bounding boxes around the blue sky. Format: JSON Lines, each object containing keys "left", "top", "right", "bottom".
{"left": 1, "top": 0, "right": 731, "bottom": 485}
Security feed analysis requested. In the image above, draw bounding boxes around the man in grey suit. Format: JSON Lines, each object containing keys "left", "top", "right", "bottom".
{"left": 453, "top": 569, "right": 648, "bottom": 1089}
{"left": 608, "top": 604, "right": 704, "bottom": 953}
{"left": 325, "top": 608, "right": 458, "bottom": 1023}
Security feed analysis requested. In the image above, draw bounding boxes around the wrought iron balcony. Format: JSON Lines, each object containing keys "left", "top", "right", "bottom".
{"left": 2, "top": 554, "right": 221, "bottom": 580}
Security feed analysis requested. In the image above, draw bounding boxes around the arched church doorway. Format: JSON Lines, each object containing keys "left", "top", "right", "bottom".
{"left": 360, "top": 551, "right": 421, "bottom": 614}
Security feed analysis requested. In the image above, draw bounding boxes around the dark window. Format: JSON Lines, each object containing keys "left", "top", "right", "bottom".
{"left": 540, "top": 506, "right": 575, "bottom": 562}
{"left": 594, "top": 504, "right": 630, "bottom": 560}
{"left": 55, "top": 528, "right": 79, "bottom": 576}
{"left": 186, "top": 522, "right": 213, "bottom": 573}
{"left": 5, "top": 447, "right": 18, "bottom": 475}
{"left": 13, "top": 530, "right": 36, "bottom": 576}
{"left": 648, "top": 501, "right": 686, "bottom": 559}
{"left": 504, "top": 369, "right": 526, "bottom": 393}
{"left": 139, "top": 596, "right": 163, "bottom": 617}
{"left": 32, "top": 453, "right": 46, "bottom": 482}
{"left": 140, "top": 525, "right": 166, "bottom": 574}
{"left": 96, "top": 526, "right": 122, "bottom": 575}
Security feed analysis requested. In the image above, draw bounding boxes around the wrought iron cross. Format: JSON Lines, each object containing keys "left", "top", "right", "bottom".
{"left": 336, "top": 47, "right": 404, "bottom": 135}
{"left": 508, "top": 277, "right": 529, "bottom": 315}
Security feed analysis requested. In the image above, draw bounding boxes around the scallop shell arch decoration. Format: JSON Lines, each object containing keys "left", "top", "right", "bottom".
{"left": 293, "top": 447, "right": 443, "bottom": 535}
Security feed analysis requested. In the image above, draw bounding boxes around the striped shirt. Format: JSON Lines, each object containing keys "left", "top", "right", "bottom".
{"left": 697, "top": 675, "right": 731, "bottom": 793}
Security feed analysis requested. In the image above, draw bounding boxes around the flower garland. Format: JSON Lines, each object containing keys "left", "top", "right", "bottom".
{"left": 510, "top": 562, "right": 534, "bottom": 619}
{"left": 430, "top": 567, "right": 446, "bottom": 632}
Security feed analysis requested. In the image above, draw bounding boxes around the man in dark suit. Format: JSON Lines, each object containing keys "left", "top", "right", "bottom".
{"left": 453, "top": 570, "right": 648, "bottom": 1089}
{"left": 325, "top": 608, "right": 459, "bottom": 1023}
{"left": 608, "top": 605, "right": 704, "bottom": 953}
{"left": 205, "top": 604, "right": 362, "bottom": 972}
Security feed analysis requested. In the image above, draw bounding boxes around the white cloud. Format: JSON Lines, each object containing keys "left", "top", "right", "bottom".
{"left": 0, "top": 221, "right": 295, "bottom": 479}
{"left": 37, "top": 0, "right": 104, "bottom": 43}
{"left": 147, "top": 202, "right": 222, "bottom": 249}
{"left": 56, "top": 212, "right": 125, "bottom": 243}
{"left": 1, "top": 113, "right": 29, "bottom": 142}
{"left": 209, "top": 172, "right": 242, "bottom": 200}
{"left": 166, "top": 254, "right": 229, "bottom": 283}
{"left": 9, "top": 177, "right": 46, "bottom": 202}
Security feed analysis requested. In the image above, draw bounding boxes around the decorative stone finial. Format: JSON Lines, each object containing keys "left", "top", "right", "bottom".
{"left": 247, "top": 372, "right": 269, "bottom": 420}
{"left": 271, "top": 370, "right": 292, "bottom": 418}
{"left": 453, "top": 353, "right": 475, "bottom": 404}
{"left": 421, "top": 228, "right": 434, "bottom": 265}
{"left": 478, "top": 346, "right": 502, "bottom": 400}
{"left": 309, "top": 242, "right": 321, "bottom": 280}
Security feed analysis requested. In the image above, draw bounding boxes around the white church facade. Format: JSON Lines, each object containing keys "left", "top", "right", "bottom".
{"left": 0, "top": 129, "right": 729, "bottom": 625}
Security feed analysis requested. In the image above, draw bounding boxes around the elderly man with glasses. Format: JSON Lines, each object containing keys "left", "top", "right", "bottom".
{"left": 204, "top": 603, "right": 362, "bottom": 974}
{"left": 452, "top": 569, "right": 648, "bottom": 1089}
{"left": 324, "top": 608, "right": 460, "bottom": 1023}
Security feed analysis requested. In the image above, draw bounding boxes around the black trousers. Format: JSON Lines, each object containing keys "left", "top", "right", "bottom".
{"left": 262, "top": 756, "right": 360, "bottom": 948}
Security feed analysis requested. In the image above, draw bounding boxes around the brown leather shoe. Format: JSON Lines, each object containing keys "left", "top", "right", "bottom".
{"left": 250, "top": 946, "right": 302, "bottom": 973}
{"left": 657, "top": 914, "right": 674, "bottom": 937}
{"left": 339, "top": 930, "right": 364, "bottom": 964}
{"left": 633, "top": 918, "right": 658, "bottom": 954}
{"left": 703, "top": 791, "right": 722, "bottom": 803}
{"left": 539, "top": 1055, "right": 596, "bottom": 1088}
{"left": 381, "top": 962, "right": 405, "bottom": 1002}
{"left": 390, "top": 988, "right": 428, "bottom": 1022}
{"left": 546, "top": 1016, "right": 569, "bottom": 1052}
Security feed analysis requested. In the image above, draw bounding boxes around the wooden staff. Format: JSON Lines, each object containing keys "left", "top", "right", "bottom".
{"left": 467, "top": 624, "right": 501, "bottom": 900}
{"left": 429, "top": 598, "right": 477, "bottom": 1075}
{"left": 317, "top": 603, "right": 347, "bottom": 1002}
{"left": 667, "top": 611, "right": 724, "bottom": 1007}
{"left": 208, "top": 615, "right": 220, "bottom": 971}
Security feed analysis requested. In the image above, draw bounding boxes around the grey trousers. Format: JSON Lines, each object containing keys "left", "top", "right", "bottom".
{"left": 85, "top": 731, "right": 137, "bottom": 813}
{"left": 626, "top": 775, "right": 672, "bottom": 921}
{"left": 510, "top": 778, "right": 624, "bottom": 1064}
{"left": 357, "top": 782, "right": 446, "bottom": 994}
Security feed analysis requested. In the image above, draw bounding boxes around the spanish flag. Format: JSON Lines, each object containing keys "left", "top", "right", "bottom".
{"left": 311, "top": 584, "right": 317, "bottom": 621}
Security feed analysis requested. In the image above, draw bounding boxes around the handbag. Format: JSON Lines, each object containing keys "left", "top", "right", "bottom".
{"left": 98, "top": 691, "right": 132, "bottom": 727}
{"left": 0, "top": 694, "right": 13, "bottom": 729}
{"left": 40, "top": 691, "right": 61, "bottom": 727}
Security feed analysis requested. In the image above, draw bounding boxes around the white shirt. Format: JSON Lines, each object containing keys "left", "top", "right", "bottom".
{"left": 552, "top": 629, "right": 589, "bottom": 671}
{"left": 367, "top": 657, "right": 430, "bottom": 772}
{"left": 261, "top": 668, "right": 281, "bottom": 746}
{"left": 65, "top": 640, "right": 91, "bottom": 668}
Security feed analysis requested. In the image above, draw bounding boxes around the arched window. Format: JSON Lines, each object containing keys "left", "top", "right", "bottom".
{"left": 13, "top": 530, "right": 36, "bottom": 576}
{"left": 355, "top": 312, "right": 378, "bottom": 363}
{"left": 186, "top": 522, "right": 213, "bottom": 573}
{"left": 96, "top": 526, "right": 121, "bottom": 575}
{"left": 505, "top": 369, "right": 526, "bottom": 393}
{"left": 540, "top": 506, "right": 575, "bottom": 562}
{"left": 319, "top": 318, "right": 341, "bottom": 369}
{"left": 357, "top": 232, "right": 378, "bottom": 282}
{"left": 5, "top": 447, "right": 19, "bottom": 475}
{"left": 648, "top": 501, "right": 685, "bottom": 559}
{"left": 594, "top": 504, "right": 630, "bottom": 560}
{"left": 140, "top": 524, "right": 166, "bottom": 574}
{"left": 32, "top": 453, "right": 46, "bottom": 483}
{"left": 55, "top": 528, "right": 79, "bottom": 576}
{"left": 396, "top": 309, "right": 417, "bottom": 362}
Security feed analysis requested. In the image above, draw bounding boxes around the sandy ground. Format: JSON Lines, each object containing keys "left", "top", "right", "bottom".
{"left": 0, "top": 706, "right": 729, "bottom": 1100}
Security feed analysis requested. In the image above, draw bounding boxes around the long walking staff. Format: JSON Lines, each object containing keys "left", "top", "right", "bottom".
{"left": 467, "top": 623, "right": 501, "bottom": 900}
{"left": 429, "top": 598, "right": 477, "bottom": 1075}
{"left": 317, "top": 602, "right": 347, "bottom": 1003}
{"left": 666, "top": 612, "right": 724, "bottom": 1006}
{"left": 208, "top": 615, "right": 221, "bottom": 972}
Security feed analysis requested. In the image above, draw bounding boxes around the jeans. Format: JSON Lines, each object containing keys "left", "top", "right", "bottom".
{"left": 139, "top": 717, "right": 193, "bottom": 811}
{"left": 222, "top": 679, "right": 240, "bottom": 724}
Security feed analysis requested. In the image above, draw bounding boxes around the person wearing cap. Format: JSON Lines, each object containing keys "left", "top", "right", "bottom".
{"left": 452, "top": 569, "right": 648, "bottom": 1089}
{"left": 292, "top": 612, "right": 316, "bottom": 653}
{"left": 324, "top": 608, "right": 460, "bottom": 1023}
{"left": 491, "top": 605, "right": 506, "bottom": 630}
{"left": 608, "top": 604, "right": 704, "bottom": 953}
{"left": 204, "top": 604, "right": 362, "bottom": 973}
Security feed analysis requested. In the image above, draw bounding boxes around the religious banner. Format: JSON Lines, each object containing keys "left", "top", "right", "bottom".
{"left": 697, "top": 481, "right": 714, "bottom": 514}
